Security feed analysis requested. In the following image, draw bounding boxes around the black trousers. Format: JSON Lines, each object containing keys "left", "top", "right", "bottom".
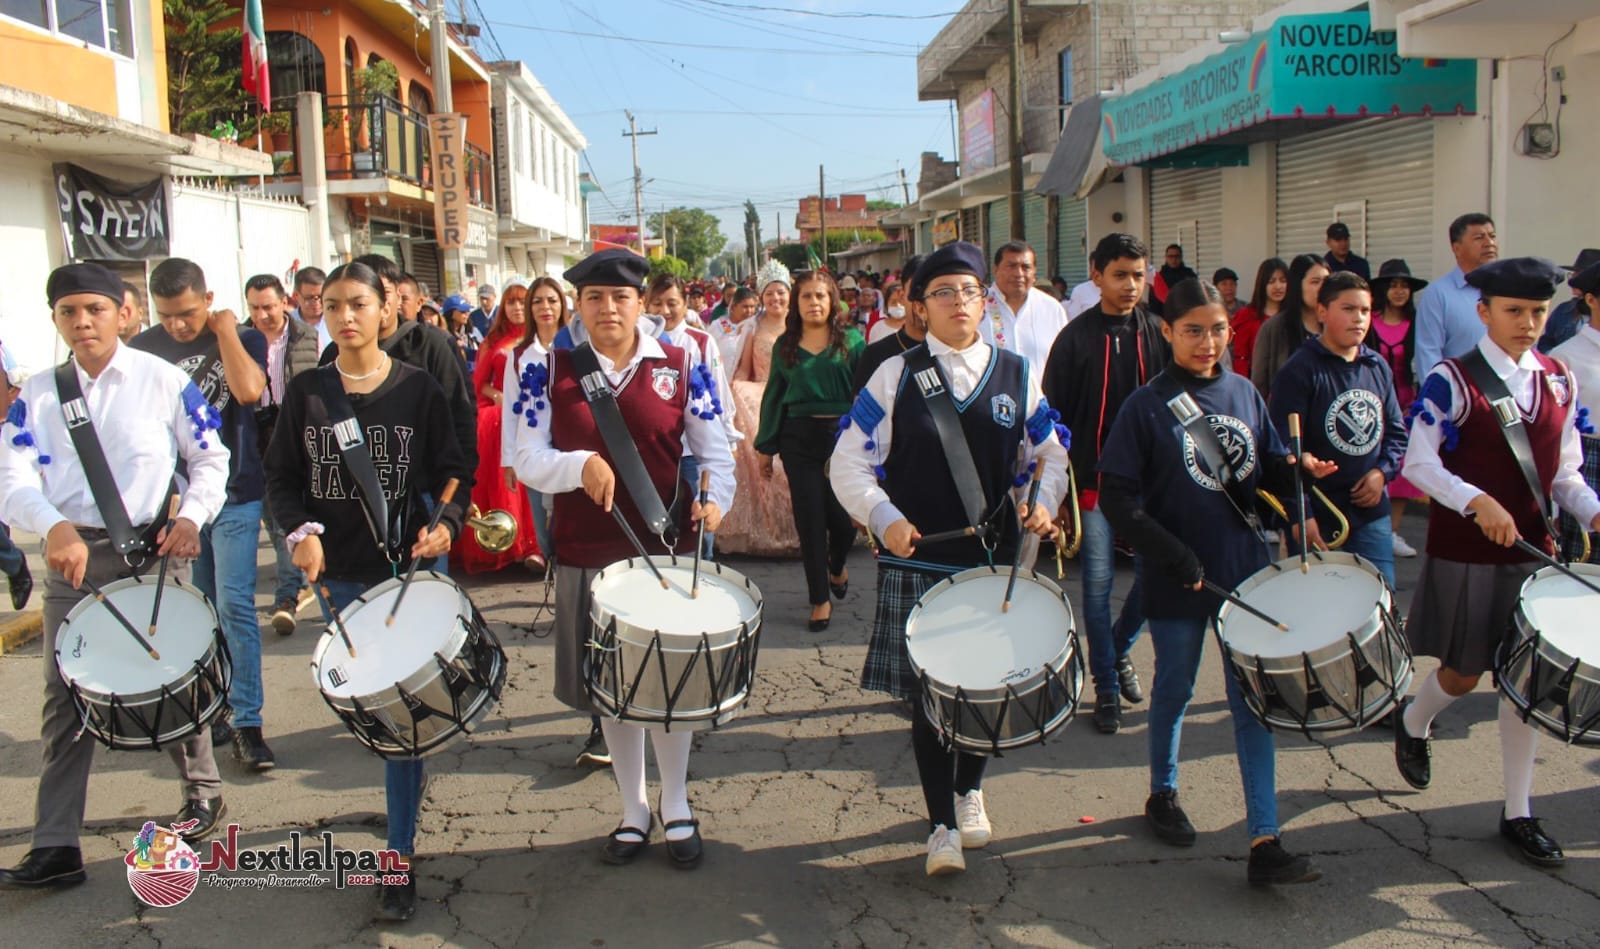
{"left": 911, "top": 689, "right": 988, "bottom": 831}
{"left": 778, "top": 416, "right": 856, "bottom": 606}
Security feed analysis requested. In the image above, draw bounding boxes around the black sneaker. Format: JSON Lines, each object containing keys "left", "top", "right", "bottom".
{"left": 211, "top": 717, "right": 234, "bottom": 749}
{"left": 1144, "top": 790, "right": 1197, "bottom": 847}
{"left": 232, "top": 726, "right": 276, "bottom": 772}
{"left": 576, "top": 722, "right": 611, "bottom": 767}
{"left": 1092, "top": 695, "right": 1120, "bottom": 734}
{"left": 1392, "top": 697, "right": 1431, "bottom": 790}
{"left": 375, "top": 872, "right": 416, "bottom": 922}
{"left": 1499, "top": 813, "right": 1565, "bottom": 868}
{"left": 1116, "top": 657, "right": 1144, "bottom": 704}
{"left": 1247, "top": 837, "right": 1322, "bottom": 886}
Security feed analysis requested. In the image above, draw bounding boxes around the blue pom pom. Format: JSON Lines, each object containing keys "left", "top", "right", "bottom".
{"left": 839, "top": 416, "right": 852, "bottom": 430}
{"left": 1028, "top": 459, "right": 1038, "bottom": 472}
{"left": 1441, "top": 418, "right": 1461, "bottom": 452}
{"left": 37, "top": 454, "right": 49, "bottom": 465}
{"left": 198, "top": 439, "right": 209, "bottom": 449}
{"left": 1012, "top": 473, "right": 1028, "bottom": 488}
{"left": 863, "top": 439, "right": 875, "bottom": 451}
{"left": 535, "top": 400, "right": 545, "bottom": 411}
{"left": 872, "top": 464, "right": 887, "bottom": 481}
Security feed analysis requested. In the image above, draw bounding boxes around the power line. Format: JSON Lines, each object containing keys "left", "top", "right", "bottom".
{"left": 485, "top": 19, "right": 916, "bottom": 56}
{"left": 659, "top": 0, "right": 924, "bottom": 50}
{"left": 676, "top": 0, "right": 987, "bottom": 20}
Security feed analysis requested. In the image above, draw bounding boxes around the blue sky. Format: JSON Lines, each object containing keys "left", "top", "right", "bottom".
{"left": 470, "top": 0, "right": 958, "bottom": 251}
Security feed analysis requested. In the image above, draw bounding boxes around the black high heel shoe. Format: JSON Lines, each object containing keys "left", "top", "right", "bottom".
{"left": 808, "top": 604, "right": 831, "bottom": 633}
{"left": 829, "top": 573, "right": 849, "bottom": 599}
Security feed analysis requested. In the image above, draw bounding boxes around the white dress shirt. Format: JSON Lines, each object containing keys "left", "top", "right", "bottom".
{"left": 1066, "top": 280, "right": 1101, "bottom": 320}
{"left": 1402, "top": 336, "right": 1600, "bottom": 526}
{"left": 1550, "top": 324, "right": 1600, "bottom": 411}
{"left": 830, "top": 333, "right": 1070, "bottom": 541}
{"left": 981, "top": 286, "right": 1070, "bottom": 375}
{"left": 707, "top": 315, "right": 753, "bottom": 375}
{"left": 262, "top": 323, "right": 289, "bottom": 407}
{"left": 0, "top": 343, "right": 230, "bottom": 536}
{"left": 508, "top": 325, "right": 736, "bottom": 515}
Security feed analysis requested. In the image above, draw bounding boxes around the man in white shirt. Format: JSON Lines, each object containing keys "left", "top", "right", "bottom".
{"left": 1065, "top": 278, "right": 1101, "bottom": 320}
{"left": 981, "top": 241, "right": 1069, "bottom": 373}
{"left": 0, "top": 263, "right": 231, "bottom": 890}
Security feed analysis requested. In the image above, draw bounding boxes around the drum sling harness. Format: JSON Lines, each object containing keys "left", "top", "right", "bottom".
{"left": 54, "top": 361, "right": 173, "bottom": 564}
{"left": 570, "top": 342, "right": 681, "bottom": 548}
{"left": 318, "top": 366, "right": 403, "bottom": 566}
{"left": 902, "top": 345, "right": 1004, "bottom": 552}
{"left": 1151, "top": 371, "right": 1268, "bottom": 541}
{"left": 1458, "top": 349, "right": 1561, "bottom": 548}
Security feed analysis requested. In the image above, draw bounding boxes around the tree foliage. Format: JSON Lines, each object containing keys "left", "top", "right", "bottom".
{"left": 646, "top": 207, "right": 725, "bottom": 276}
{"left": 165, "top": 0, "right": 248, "bottom": 135}
{"left": 771, "top": 242, "right": 809, "bottom": 274}
{"left": 810, "top": 228, "right": 889, "bottom": 258}
{"left": 649, "top": 254, "right": 691, "bottom": 280}
{"left": 865, "top": 199, "right": 902, "bottom": 210}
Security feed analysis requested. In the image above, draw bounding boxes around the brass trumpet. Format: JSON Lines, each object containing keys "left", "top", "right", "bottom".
{"left": 1053, "top": 458, "right": 1085, "bottom": 578}
{"left": 466, "top": 504, "right": 518, "bottom": 553}
{"left": 1255, "top": 487, "right": 1350, "bottom": 549}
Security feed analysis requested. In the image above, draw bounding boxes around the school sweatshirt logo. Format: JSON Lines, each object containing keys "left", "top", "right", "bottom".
{"left": 1180, "top": 415, "right": 1256, "bottom": 492}
{"left": 1325, "top": 389, "right": 1382, "bottom": 455}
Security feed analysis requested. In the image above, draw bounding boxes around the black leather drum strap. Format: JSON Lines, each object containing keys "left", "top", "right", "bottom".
{"left": 1458, "top": 349, "right": 1560, "bottom": 543}
{"left": 902, "top": 345, "right": 989, "bottom": 534}
{"left": 569, "top": 342, "right": 675, "bottom": 541}
{"left": 318, "top": 366, "right": 393, "bottom": 554}
{"left": 54, "top": 361, "right": 148, "bottom": 557}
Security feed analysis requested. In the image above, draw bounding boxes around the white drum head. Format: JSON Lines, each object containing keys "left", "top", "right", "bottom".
{"left": 592, "top": 561, "right": 759, "bottom": 639}
{"left": 907, "top": 571, "right": 1071, "bottom": 691}
{"left": 1520, "top": 566, "right": 1600, "bottom": 660}
{"left": 314, "top": 576, "right": 467, "bottom": 698}
{"left": 1220, "top": 557, "right": 1384, "bottom": 658}
{"left": 57, "top": 579, "right": 218, "bottom": 695}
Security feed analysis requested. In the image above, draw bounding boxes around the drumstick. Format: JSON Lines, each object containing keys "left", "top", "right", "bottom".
{"left": 1202, "top": 579, "right": 1290, "bottom": 631}
{"left": 690, "top": 470, "right": 710, "bottom": 599}
{"left": 1001, "top": 465, "right": 1045, "bottom": 613}
{"left": 1289, "top": 413, "right": 1309, "bottom": 574}
{"left": 385, "top": 478, "right": 460, "bottom": 627}
{"left": 81, "top": 578, "right": 160, "bottom": 660}
{"left": 1513, "top": 539, "right": 1600, "bottom": 598}
{"left": 612, "top": 506, "right": 669, "bottom": 589}
{"left": 915, "top": 526, "right": 978, "bottom": 546}
{"left": 145, "top": 494, "right": 181, "bottom": 637}
{"left": 312, "top": 583, "right": 357, "bottom": 657}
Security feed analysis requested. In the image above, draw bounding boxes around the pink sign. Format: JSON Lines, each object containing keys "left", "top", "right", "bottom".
{"left": 961, "top": 89, "right": 996, "bottom": 173}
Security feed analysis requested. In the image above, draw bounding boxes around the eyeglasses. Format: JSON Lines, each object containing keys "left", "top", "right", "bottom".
{"left": 924, "top": 285, "right": 986, "bottom": 304}
{"left": 1175, "top": 324, "right": 1230, "bottom": 342}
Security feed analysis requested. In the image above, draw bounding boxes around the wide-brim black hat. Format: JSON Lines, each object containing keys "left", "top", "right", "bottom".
{"left": 1372, "top": 258, "right": 1427, "bottom": 293}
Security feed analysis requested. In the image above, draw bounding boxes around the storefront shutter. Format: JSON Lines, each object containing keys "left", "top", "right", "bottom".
{"left": 1148, "top": 167, "right": 1224, "bottom": 277}
{"left": 985, "top": 198, "right": 1010, "bottom": 258}
{"left": 1055, "top": 196, "right": 1088, "bottom": 284}
{"left": 960, "top": 205, "right": 982, "bottom": 245}
{"left": 1023, "top": 195, "right": 1048, "bottom": 261}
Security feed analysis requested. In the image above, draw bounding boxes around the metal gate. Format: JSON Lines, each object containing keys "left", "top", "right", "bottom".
{"left": 1055, "top": 196, "right": 1088, "bottom": 284}
{"left": 1148, "top": 167, "right": 1224, "bottom": 277}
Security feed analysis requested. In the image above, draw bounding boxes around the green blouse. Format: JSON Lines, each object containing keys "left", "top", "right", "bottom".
{"left": 754, "top": 329, "right": 865, "bottom": 455}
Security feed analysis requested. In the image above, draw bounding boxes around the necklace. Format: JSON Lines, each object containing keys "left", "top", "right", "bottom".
{"left": 336, "top": 353, "right": 389, "bottom": 381}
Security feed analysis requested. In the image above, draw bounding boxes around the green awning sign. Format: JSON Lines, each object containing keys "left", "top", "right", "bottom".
{"left": 1102, "top": 11, "right": 1477, "bottom": 165}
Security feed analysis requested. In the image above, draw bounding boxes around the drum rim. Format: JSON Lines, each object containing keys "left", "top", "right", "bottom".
{"left": 1217, "top": 551, "right": 1392, "bottom": 666}
{"left": 310, "top": 571, "right": 474, "bottom": 698}
{"left": 1514, "top": 564, "right": 1600, "bottom": 666}
{"left": 324, "top": 628, "right": 507, "bottom": 756}
{"left": 589, "top": 555, "right": 764, "bottom": 650}
{"left": 905, "top": 565, "right": 1077, "bottom": 699}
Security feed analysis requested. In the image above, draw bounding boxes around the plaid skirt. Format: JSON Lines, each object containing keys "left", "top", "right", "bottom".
{"left": 861, "top": 564, "right": 950, "bottom": 700}
{"left": 1405, "top": 556, "right": 1536, "bottom": 677}
{"left": 1558, "top": 435, "right": 1600, "bottom": 562}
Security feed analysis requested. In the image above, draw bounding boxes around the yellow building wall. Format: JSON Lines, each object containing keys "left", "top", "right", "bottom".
{"left": 0, "top": 21, "right": 121, "bottom": 116}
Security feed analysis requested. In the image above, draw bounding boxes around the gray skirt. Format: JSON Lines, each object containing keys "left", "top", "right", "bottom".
{"left": 1405, "top": 556, "right": 1537, "bottom": 677}
{"left": 552, "top": 564, "right": 601, "bottom": 713}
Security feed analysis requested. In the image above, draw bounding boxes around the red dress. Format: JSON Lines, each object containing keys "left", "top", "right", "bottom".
{"left": 454, "top": 330, "right": 542, "bottom": 572}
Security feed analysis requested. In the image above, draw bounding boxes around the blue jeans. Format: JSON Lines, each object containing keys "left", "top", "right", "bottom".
{"left": 260, "top": 491, "right": 303, "bottom": 604}
{"left": 0, "top": 520, "right": 23, "bottom": 578}
{"left": 1147, "top": 615, "right": 1279, "bottom": 841}
{"left": 524, "top": 486, "right": 555, "bottom": 562}
{"left": 1340, "top": 514, "right": 1396, "bottom": 589}
{"left": 320, "top": 578, "right": 424, "bottom": 857}
{"left": 194, "top": 500, "right": 265, "bottom": 729}
{"left": 1080, "top": 505, "right": 1146, "bottom": 698}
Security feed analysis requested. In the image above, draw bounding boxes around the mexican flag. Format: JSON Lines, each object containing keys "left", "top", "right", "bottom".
{"left": 242, "top": 0, "right": 270, "bottom": 108}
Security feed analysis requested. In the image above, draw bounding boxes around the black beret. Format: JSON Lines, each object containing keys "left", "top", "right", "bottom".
{"left": 1464, "top": 257, "right": 1566, "bottom": 301}
{"left": 909, "top": 241, "right": 987, "bottom": 301}
{"left": 565, "top": 249, "right": 648, "bottom": 290}
{"left": 47, "top": 262, "right": 124, "bottom": 307}
{"left": 1570, "top": 260, "right": 1600, "bottom": 297}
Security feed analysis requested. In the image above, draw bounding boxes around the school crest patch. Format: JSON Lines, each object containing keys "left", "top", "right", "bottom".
{"left": 1547, "top": 372, "right": 1571, "bottom": 407}
{"left": 1180, "top": 414, "right": 1257, "bottom": 492}
{"left": 651, "top": 367, "right": 680, "bottom": 401}
{"left": 1324, "top": 389, "right": 1383, "bottom": 456}
{"left": 991, "top": 393, "right": 1017, "bottom": 428}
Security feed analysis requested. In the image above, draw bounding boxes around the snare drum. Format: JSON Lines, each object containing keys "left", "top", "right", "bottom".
{"left": 1498, "top": 564, "right": 1600, "bottom": 745}
{"left": 905, "top": 566, "right": 1082, "bottom": 755}
{"left": 311, "top": 573, "right": 507, "bottom": 758}
{"left": 587, "top": 556, "right": 763, "bottom": 731}
{"left": 55, "top": 575, "right": 231, "bottom": 750}
{"left": 1216, "top": 552, "right": 1411, "bottom": 734}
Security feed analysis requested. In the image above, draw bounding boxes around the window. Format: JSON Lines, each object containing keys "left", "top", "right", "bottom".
{"left": 2, "top": 0, "right": 132, "bottom": 55}
{"left": 218, "top": 31, "right": 326, "bottom": 107}
{"left": 408, "top": 80, "right": 432, "bottom": 116}
{"left": 344, "top": 38, "right": 357, "bottom": 97}
{"left": 513, "top": 104, "right": 528, "bottom": 175}
{"left": 527, "top": 115, "right": 538, "bottom": 181}
{"left": 1059, "top": 46, "right": 1073, "bottom": 130}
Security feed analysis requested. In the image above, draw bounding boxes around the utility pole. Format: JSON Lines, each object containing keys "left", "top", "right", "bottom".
{"left": 623, "top": 111, "right": 656, "bottom": 255}
{"left": 899, "top": 166, "right": 912, "bottom": 205}
{"left": 1007, "top": 0, "right": 1025, "bottom": 240}
{"left": 817, "top": 164, "right": 826, "bottom": 270}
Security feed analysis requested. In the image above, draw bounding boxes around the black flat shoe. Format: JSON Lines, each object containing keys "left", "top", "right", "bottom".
{"left": 663, "top": 818, "right": 703, "bottom": 869}
{"left": 829, "top": 575, "right": 848, "bottom": 599}
{"left": 1092, "top": 695, "right": 1120, "bottom": 734}
{"left": 1500, "top": 813, "right": 1565, "bottom": 868}
{"left": 1116, "top": 657, "right": 1144, "bottom": 704}
{"left": 8, "top": 559, "right": 32, "bottom": 611}
{"left": 601, "top": 817, "right": 654, "bottom": 866}
{"left": 375, "top": 872, "right": 417, "bottom": 922}
{"left": 211, "top": 717, "right": 234, "bottom": 749}
{"left": 1392, "top": 698, "right": 1431, "bottom": 790}
{"left": 0, "top": 847, "right": 85, "bottom": 889}
{"left": 173, "top": 797, "right": 226, "bottom": 843}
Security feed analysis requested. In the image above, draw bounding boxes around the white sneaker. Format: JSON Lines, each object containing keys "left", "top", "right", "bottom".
{"left": 1392, "top": 531, "right": 1418, "bottom": 558}
{"left": 955, "top": 790, "right": 991, "bottom": 848}
{"left": 925, "top": 824, "right": 965, "bottom": 876}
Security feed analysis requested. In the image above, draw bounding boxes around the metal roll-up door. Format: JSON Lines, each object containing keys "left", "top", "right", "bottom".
{"left": 1023, "top": 195, "right": 1047, "bottom": 259}
{"left": 404, "top": 237, "right": 442, "bottom": 298}
{"left": 1275, "top": 118, "right": 1435, "bottom": 276}
{"left": 985, "top": 198, "right": 1010, "bottom": 257}
{"left": 919, "top": 220, "right": 933, "bottom": 254}
{"left": 1148, "top": 167, "right": 1224, "bottom": 277}
{"left": 960, "top": 205, "right": 981, "bottom": 244}
{"left": 1055, "top": 196, "right": 1088, "bottom": 284}
{"left": 368, "top": 220, "right": 401, "bottom": 264}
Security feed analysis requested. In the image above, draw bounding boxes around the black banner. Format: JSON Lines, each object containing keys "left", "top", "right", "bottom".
{"left": 53, "top": 163, "right": 169, "bottom": 261}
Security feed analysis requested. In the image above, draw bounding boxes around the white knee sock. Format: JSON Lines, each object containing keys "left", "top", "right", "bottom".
{"left": 649, "top": 729, "right": 695, "bottom": 841}
{"left": 1498, "top": 699, "right": 1538, "bottom": 820}
{"left": 1402, "top": 670, "right": 1457, "bottom": 738}
{"left": 600, "top": 718, "right": 650, "bottom": 839}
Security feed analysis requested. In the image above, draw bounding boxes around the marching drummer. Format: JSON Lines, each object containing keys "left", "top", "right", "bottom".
{"left": 1393, "top": 256, "right": 1600, "bottom": 869}
{"left": 263, "top": 260, "right": 470, "bottom": 921}
{"left": 1096, "top": 277, "right": 1335, "bottom": 886}
{"left": 508, "top": 248, "right": 734, "bottom": 870}
{"left": 829, "top": 241, "right": 1070, "bottom": 876}
{"left": 0, "top": 263, "right": 229, "bottom": 890}
{"left": 1267, "top": 271, "right": 1409, "bottom": 587}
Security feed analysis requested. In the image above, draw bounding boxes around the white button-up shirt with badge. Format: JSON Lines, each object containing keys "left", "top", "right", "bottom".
{"left": 981, "top": 285, "right": 1070, "bottom": 376}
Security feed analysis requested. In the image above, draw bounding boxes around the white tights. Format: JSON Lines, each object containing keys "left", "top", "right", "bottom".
{"left": 599, "top": 718, "right": 696, "bottom": 841}
{"left": 1401, "top": 670, "right": 1537, "bottom": 819}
